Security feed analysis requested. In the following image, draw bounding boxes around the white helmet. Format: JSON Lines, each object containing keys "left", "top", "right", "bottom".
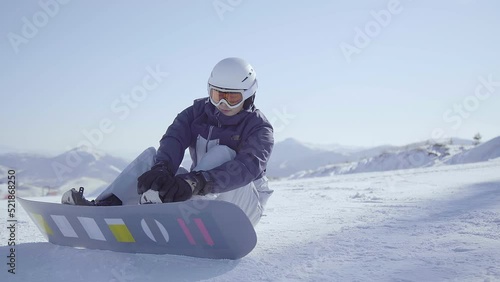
{"left": 207, "top": 57, "right": 258, "bottom": 102}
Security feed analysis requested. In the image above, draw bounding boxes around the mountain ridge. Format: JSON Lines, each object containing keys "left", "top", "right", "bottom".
{"left": 0, "top": 146, "right": 128, "bottom": 197}
{"left": 2, "top": 136, "right": 497, "bottom": 197}
{"left": 289, "top": 137, "right": 498, "bottom": 179}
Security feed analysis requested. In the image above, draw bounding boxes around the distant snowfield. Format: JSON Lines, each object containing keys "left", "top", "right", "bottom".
{"left": 1, "top": 160, "right": 500, "bottom": 281}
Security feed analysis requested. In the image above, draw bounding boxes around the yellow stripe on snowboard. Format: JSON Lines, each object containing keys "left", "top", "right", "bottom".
{"left": 105, "top": 218, "right": 135, "bottom": 242}
{"left": 32, "top": 213, "right": 54, "bottom": 235}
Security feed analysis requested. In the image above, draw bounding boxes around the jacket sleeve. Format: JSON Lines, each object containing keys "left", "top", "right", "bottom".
{"left": 154, "top": 106, "right": 194, "bottom": 173}
{"left": 203, "top": 121, "right": 274, "bottom": 193}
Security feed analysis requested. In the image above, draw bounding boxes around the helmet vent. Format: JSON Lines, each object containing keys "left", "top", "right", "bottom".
{"left": 241, "top": 70, "right": 253, "bottom": 83}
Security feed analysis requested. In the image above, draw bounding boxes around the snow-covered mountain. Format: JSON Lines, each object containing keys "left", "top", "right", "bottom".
{"left": 289, "top": 137, "right": 498, "bottom": 179}
{"left": 267, "top": 138, "right": 393, "bottom": 178}
{"left": 0, "top": 146, "right": 128, "bottom": 197}
{"left": 2, "top": 136, "right": 494, "bottom": 196}
{"left": 266, "top": 138, "right": 349, "bottom": 178}
{"left": 446, "top": 136, "right": 500, "bottom": 164}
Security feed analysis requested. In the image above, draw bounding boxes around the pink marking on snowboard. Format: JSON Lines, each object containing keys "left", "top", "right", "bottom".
{"left": 194, "top": 218, "right": 215, "bottom": 246}
{"left": 177, "top": 218, "right": 196, "bottom": 245}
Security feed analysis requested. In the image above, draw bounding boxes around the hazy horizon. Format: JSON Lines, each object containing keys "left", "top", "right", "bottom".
{"left": 1, "top": 134, "right": 496, "bottom": 162}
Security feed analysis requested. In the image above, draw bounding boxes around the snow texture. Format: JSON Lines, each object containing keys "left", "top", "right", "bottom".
{"left": 1, "top": 158, "right": 500, "bottom": 281}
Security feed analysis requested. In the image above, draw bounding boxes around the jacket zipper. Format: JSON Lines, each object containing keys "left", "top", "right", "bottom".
{"left": 206, "top": 126, "right": 214, "bottom": 153}
{"left": 206, "top": 112, "right": 221, "bottom": 152}
{"left": 215, "top": 111, "right": 221, "bottom": 127}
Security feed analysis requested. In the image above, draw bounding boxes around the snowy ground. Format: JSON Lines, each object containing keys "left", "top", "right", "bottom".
{"left": 1, "top": 159, "right": 500, "bottom": 281}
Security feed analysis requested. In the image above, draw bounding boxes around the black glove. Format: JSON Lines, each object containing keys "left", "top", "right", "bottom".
{"left": 160, "top": 171, "right": 208, "bottom": 203}
{"left": 137, "top": 164, "right": 174, "bottom": 194}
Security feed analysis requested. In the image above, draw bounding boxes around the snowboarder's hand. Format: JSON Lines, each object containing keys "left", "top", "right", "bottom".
{"left": 137, "top": 164, "right": 174, "bottom": 194}
{"left": 160, "top": 172, "right": 207, "bottom": 203}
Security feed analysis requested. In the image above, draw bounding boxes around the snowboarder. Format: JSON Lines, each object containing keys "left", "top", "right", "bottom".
{"left": 62, "top": 57, "right": 274, "bottom": 226}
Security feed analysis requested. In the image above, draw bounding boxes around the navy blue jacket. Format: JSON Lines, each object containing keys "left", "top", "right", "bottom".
{"left": 155, "top": 98, "right": 274, "bottom": 193}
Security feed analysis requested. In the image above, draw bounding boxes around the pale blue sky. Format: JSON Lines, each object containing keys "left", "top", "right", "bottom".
{"left": 2, "top": 0, "right": 499, "bottom": 159}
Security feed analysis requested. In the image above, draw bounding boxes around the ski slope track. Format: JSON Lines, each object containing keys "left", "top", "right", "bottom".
{"left": 1, "top": 159, "right": 499, "bottom": 281}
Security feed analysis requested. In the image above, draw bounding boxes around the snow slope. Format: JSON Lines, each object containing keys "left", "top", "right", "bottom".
{"left": 1, "top": 159, "right": 500, "bottom": 281}
{"left": 447, "top": 136, "right": 500, "bottom": 165}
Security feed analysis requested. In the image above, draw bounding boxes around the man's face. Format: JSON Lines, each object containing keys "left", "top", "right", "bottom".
{"left": 217, "top": 101, "right": 244, "bottom": 116}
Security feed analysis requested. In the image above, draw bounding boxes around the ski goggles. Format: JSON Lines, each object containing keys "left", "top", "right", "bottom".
{"left": 209, "top": 85, "right": 245, "bottom": 109}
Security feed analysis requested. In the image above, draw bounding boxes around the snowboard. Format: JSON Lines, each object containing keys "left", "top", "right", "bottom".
{"left": 18, "top": 197, "right": 257, "bottom": 260}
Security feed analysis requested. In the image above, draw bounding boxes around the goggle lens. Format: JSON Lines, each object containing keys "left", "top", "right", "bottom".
{"left": 210, "top": 88, "right": 244, "bottom": 106}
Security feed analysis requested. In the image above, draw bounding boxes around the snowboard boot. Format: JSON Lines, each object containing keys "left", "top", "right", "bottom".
{"left": 61, "top": 187, "right": 123, "bottom": 206}
{"left": 96, "top": 193, "right": 123, "bottom": 206}
{"left": 61, "top": 187, "right": 95, "bottom": 206}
